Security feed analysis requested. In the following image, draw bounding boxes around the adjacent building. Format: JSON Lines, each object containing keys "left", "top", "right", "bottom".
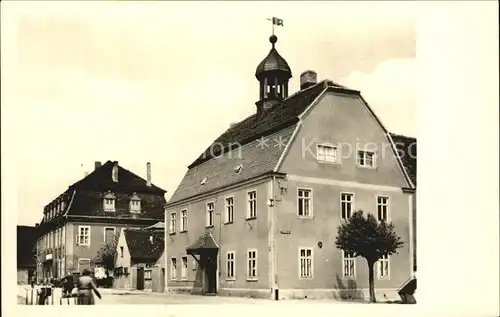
{"left": 114, "top": 228, "right": 165, "bottom": 292}
{"left": 165, "top": 34, "right": 417, "bottom": 300}
{"left": 35, "top": 160, "right": 167, "bottom": 281}
{"left": 17, "top": 225, "right": 38, "bottom": 284}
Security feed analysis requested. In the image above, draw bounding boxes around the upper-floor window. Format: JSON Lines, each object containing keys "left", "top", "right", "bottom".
{"left": 129, "top": 193, "right": 141, "bottom": 213}
{"left": 297, "top": 189, "right": 312, "bottom": 217}
{"left": 77, "top": 225, "right": 90, "bottom": 246}
{"left": 377, "top": 196, "right": 389, "bottom": 221}
{"left": 120, "top": 246, "right": 124, "bottom": 258}
{"left": 169, "top": 212, "right": 177, "bottom": 234}
{"left": 357, "top": 150, "right": 376, "bottom": 168}
{"left": 341, "top": 193, "right": 354, "bottom": 220}
{"left": 225, "top": 197, "right": 234, "bottom": 224}
{"left": 317, "top": 144, "right": 339, "bottom": 163}
{"left": 103, "top": 192, "right": 116, "bottom": 212}
{"left": 247, "top": 190, "right": 257, "bottom": 219}
{"left": 206, "top": 202, "right": 214, "bottom": 227}
{"left": 180, "top": 209, "right": 188, "bottom": 232}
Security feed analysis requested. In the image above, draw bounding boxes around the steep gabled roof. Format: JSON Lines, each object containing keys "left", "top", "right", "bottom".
{"left": 189, "top": 81, "right": 329, "bottom": 168}
{"left": 390, "top": 133, "right": 417, "bottom": 186}
{"left": 69, "top": 161, "right": 165, "bottom": 194}
{"left": 17, "top": 226, "right": 38, "bottom": 268}
{"left": 124, "top": 229, "right": 165, "bottom": 262}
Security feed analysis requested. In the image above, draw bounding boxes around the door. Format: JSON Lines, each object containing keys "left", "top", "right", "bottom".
{"left": 137, "top": 267, "right": 145, "bottom": 290}
{"left": 206, "top": 255, "right": 217, "bottom": 294}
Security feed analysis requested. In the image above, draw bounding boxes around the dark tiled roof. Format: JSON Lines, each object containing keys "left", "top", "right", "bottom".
{"left": 17, "top": 226, "right": 38, "bottom": 268}
{"left": 186, "top": 232, "right": 218, "bottom": 252}
{"left": 124, "top": 229, "right": 165, "bottom": 262}
{"left": 189, "top": 81, "right": 328, "bottom": 168}
{"left": 67, "top": 189, "right": 165, "bottom": 219}
{"left": 169, "top": 125, "right": 296, "bottom": 203}
{"left": 390, "top": 133, "right": 417, "bottom": 186}
{"left": 69, "top": 161, "right": 165, "bottom": 195}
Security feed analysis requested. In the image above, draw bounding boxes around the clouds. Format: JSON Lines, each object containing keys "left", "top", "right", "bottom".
{"left": 340, "top": 58, "right": 417, "bottom": 136}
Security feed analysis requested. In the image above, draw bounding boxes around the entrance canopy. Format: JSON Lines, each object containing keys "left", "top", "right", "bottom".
{"left": 186, "top": 232, "right": 219, "bottom": 256}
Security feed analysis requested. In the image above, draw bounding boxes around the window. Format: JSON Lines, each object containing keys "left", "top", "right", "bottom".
{"left": 341, "top": 193, "right": 354, "bottom": 220}
{"left": 181, "top": 257, "right": 188, "bottom": 280}
{"left": 317, "top": 144, "right": 339, "bottom": 163}
{"left": 342, "top": 250, "right": 356, "bottom": 278}
{"left": 298, "top": 189, "right": 312, "bottom": 217}
{"left": 77, "top": 226, "right": 90, "bottom": 246}
{"left": 169, "top": 212, "right": 177, "bottom": 234}
{"left": 120, "top": 246, "right": 124, "bottom": 258}
{"left": 357, "top": 150, "right": 376, "bottom": 168}
{"left": 144, "top": 268, "right": 152, "bottom": 280}
{"left": 299, "top": 248, "right": 313, "bottom": 278}
{"left": 129, "top": 195, "right": 141, "bottom": 213}
{"left": 103, "top": 192, "right": 116, "bottom": 212}
{"left": 104, "top": 227, "right": 115, "bottom": 244}
{"left": 225, "top": 197, "right": 234, "bottom": 224}
{"left": 247, "top": 249, "right": 257, "bottom": 279}
{"left": 377, "top": 196, "right": 389, "bottom": 221}
{"left": 192, "top": 259, "right": 197, "bottom": 271}
{"left": 377, "top": 254, "right": 390, "bottom": 279}
{"left": 247, "top": 191, "right": 257, "bottom": 219}
{"left": 170, "top": 258, "right": 177, "bottom": 280}
{"left": 206, "top": 202, "right": 214, "bottom": 227}
{"left": 226, "top": 251, "right": 235, "bottom": 280}
{"left": 180, "top": 209, "right": 188, "bottom": 232}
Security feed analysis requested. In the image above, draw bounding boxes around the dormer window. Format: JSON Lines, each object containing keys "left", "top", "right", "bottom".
{"left": 233, "top": 164, "right": 243, "bottom": 173}
{"left": 103, "top": 192, "right": 116, "bottom": 212}
{"left": 129, "top": 193, "right": 141, "bottom": 213}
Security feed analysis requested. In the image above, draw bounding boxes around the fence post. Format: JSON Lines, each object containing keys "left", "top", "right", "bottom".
{"left": 31, "top": 288, "right": 34, "bottom": 305}
{"left": 25, "top": 289, "right": 28, "bottom": 305}
{"left": 51, "top": 287, "right": 54, "bottom": 305}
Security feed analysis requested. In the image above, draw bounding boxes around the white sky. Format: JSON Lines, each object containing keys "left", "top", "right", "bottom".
{"left": 2, "top": 1, "right": 416, "bottom": 226}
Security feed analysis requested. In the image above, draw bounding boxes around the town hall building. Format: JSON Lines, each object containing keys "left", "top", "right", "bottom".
{"left": 164, "top": 33, "right": 416, "bottom": 301}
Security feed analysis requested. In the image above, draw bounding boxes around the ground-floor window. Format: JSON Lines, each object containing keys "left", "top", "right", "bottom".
{"left": 247, "top": 249, "right": 257, "bottom": 280}
{"left": 181, "top": 257, "right": 188, "bottom": 280}
{"left": 377, "top": 254, "right": 390, "bottom": 279}
{"left": 299, "top": 248, "right": 313, "bottom": 278}
{"left": 226, "top": 251, "right": 235, "bottom": 280}
{"left": 342, "top": 250, "right": 356, "bottom": 278}
{"left": 170, "top": 258, "right": 177, "bottom": 280}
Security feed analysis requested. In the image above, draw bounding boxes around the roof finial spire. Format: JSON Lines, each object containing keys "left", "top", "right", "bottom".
{"left": 266, "top": 17, "right": 284, "bottom": 48}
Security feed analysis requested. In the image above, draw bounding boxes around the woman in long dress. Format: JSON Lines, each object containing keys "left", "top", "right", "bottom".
{"left": 76, "top": 269, "right": 102, "bottom": 305}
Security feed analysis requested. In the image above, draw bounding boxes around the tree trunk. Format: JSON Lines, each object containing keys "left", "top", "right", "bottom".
{"left": 367, "top": 260, "right": 376, "bottom": 303}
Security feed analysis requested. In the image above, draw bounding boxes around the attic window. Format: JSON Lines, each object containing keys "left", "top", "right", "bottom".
{"left": 233, "top": 164, "right": 243, "bottom": 173}
{"left": 103, "top": 191, "right": 116, "bottom": 212}
{"left": 129, "top": 193, "right": 141, "bottom": 214}
{"left": 200, "top": 177, "right": 207, "bottom": 186}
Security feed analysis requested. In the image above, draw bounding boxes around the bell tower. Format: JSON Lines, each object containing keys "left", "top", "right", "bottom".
{"left": 255, "top": 35, "right": 292, "bottom": 113}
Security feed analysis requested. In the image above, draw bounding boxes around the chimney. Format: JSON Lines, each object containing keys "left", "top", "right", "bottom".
{"left": 112, "top": 161, "right": 119, "bottom": 182}
{"left": 94, "top": 161, "right": 102, "bottom": 170}
{"left": 300, "top": 70, "right": 317, "bottom": 90}
{"left": 84, "top": 171, "right": 89, "bottom": 177}
{"left": 229, "top": 122, "right": 238, "bottom": 128}
{"left": 146, "top": 162, "right": 152, "bottom": 187}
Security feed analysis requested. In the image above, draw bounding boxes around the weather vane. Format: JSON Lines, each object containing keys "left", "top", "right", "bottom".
{"left": 266, "top": 17, "right": 284, "bottom": 36}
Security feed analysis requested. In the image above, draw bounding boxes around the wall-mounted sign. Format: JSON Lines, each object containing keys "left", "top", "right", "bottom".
{"left": 45, "top": 253, "right": 53, "bottom": 261}
{"left": 280, "top": 230, "right": 291, "bottom": 234}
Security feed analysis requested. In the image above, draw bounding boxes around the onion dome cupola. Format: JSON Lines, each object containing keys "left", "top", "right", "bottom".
{"left": 255, "top": 35, "right": 292, "bottom": 112}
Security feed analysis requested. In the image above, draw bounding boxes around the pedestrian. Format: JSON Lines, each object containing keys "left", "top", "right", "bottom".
{"left": 62, "top": 271, "right": 74, "bottom": 297}
{"left": 36, "top": 280, "right": 48, "bottom": 305}
{"left": 76, "top": 269, "right": 102, "bottom": 305}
